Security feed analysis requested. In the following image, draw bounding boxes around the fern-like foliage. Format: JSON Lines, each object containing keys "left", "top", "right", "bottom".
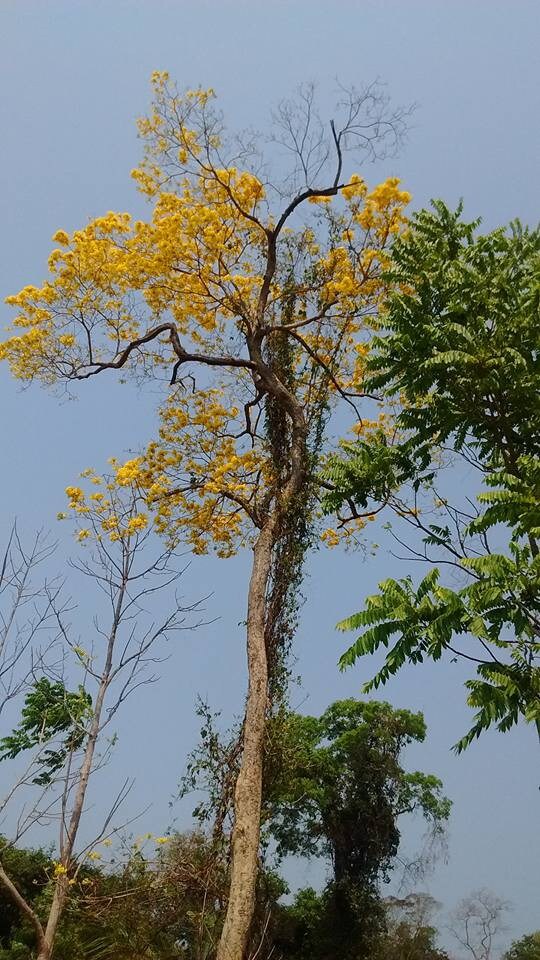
{"left": 328, "top": 201, "right": 540, "bottom": 749}
{"left": 0, "top": 677, "right": 92, "bottom": 784}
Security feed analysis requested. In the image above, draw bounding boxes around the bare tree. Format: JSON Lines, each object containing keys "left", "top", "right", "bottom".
{"left": 0, "top": 524, "right": 61, "bottom": 720}
{"left": 449, "top": 889, "right": 510, "bottom": 960}
{"left": 0, "top": 486, "right": 201, "bottom": 960}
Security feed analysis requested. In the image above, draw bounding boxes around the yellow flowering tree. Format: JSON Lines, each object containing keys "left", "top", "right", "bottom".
{"left": 1, "top": 74, "right": 410, "bottom": 959}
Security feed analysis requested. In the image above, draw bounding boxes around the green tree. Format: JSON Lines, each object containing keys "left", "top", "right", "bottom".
{"left": 0, "top": 679, "right": 92, "bottom": 786}
{"left": 381, "top": 919, "right": 450, "bottom": 960}
{"left": 0, "top": 843, "right": 51, "bottom": 955}
{"left": 265, "top": 699, "right": 450, "bottom": 959}
{"left": 325, "top": 202, "right": 540, "bottom": 749}
{"left": 0, "top": 843, "right": 105, "bottom": 960}
{"left": 504, "top": 932, "right": 540, "bottom": 960}
{"left": 378, "top": 894, "right": 451, "bottom": 960}
{"left": 181, "top": 698, "right": 449, "bottom": 959}
{"left": 0, "top": 831, "right": 283, "bottom": 960}
{"left": 67, "top": 832, "right": 230, "bottom": 960}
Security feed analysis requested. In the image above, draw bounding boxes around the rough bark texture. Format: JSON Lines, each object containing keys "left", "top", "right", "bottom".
{"left": 214, "top": 276, "right": 310, "bottom": 956}
{"left": 217, "top": 371, "right": 308, "bottom": 959}
{"left": 39, "top": 876, "right": 69, "bottom": 960}
{"left": 216, "top": 521, "right": 275, "bottom": 960}
{"left": 0, "top": 861, "right": 48, "bottom": 957}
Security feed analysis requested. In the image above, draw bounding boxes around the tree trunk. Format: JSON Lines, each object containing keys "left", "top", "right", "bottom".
{"left": 37, "top": 585, "right": 126, "bottom": 958}
{"left": 36, "top": 875, "right": 68, "bottom": 960}
{"left": 216, "top": 520, "right": 275, "bottom": 960}
{"left": 0, "top": 861, "right": 49, "bottom": 959}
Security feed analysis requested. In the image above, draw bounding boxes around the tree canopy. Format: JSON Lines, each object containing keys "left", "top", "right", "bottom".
{"left": 0, "top": 74, "right": 413, "bottom": 959}
{"left": 325, "top": 202, "right": 540, "bottom": 748}
{"left": 504, "top": 932, "right": 540, "bottom": 960}
{"left": 266, "top": 699, "right": 450, "bottom": 959}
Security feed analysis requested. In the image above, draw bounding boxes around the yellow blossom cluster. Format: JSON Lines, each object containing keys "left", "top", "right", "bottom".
{"left": 51, "top": 862, "right": 77, "bottom": 886}
{"left": 321, "top": 516, "right": 373, "bottom": 549}
{"left": 341, "top": 173, "right": 367, "bottom": 201}
{"left": 1, "top": 122, "right": 408, "bottom": 388}
{"left": 62, "top": 470, "right": 150, "bottom": 545}
{"left": 54, "top": 385, "right": 269, "bottom": 557}
{"left": 1, "top": 78, "right": 411, "bottom": 560}
{"left": 355, "top": 178, "right": 411, "bottom": 235}
{"left": 129, "top": 832, "right": 170, "bottom": 851}
{"left": 351, "top": 411, "right": 392, "bottom": 437}
{"left": 308, "top": 193, "right": 333, "bottom": 205}
{"left": 109, "top": 389, "right": 266, "bottom": 557}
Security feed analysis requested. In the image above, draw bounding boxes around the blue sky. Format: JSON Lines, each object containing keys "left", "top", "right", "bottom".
{"left": 1, "top": 0, "right": 539, "bottom": 951}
